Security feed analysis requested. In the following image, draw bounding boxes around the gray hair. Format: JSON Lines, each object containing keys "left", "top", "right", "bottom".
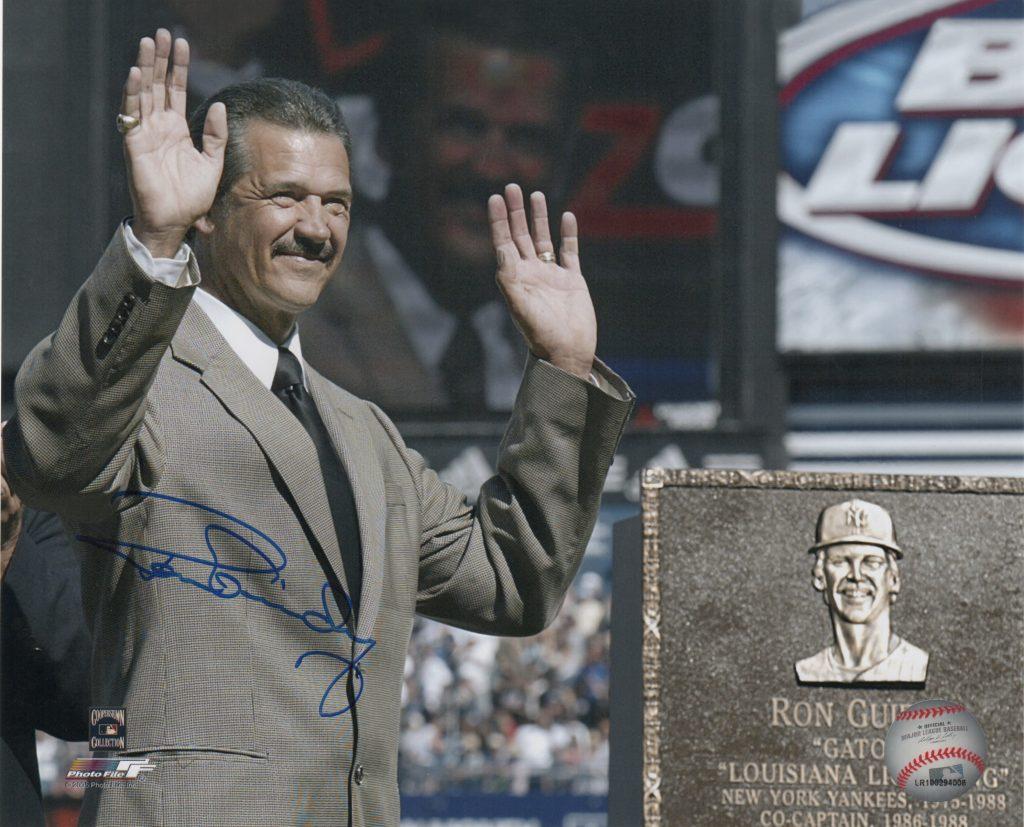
{"left": 189, "top": 78, "right": 352, "bottom": 206}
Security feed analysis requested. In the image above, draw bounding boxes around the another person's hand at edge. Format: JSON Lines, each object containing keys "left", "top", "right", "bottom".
{"left": 1, "top": 422, "right": 24, "bottom": 580}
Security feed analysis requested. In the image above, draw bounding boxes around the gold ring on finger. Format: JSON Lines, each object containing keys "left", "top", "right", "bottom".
{"left": 538, "top": 251, "right": 556, "bottom": 263}
{"left": 116, "top": 113, "right": 141, "bottom": 134}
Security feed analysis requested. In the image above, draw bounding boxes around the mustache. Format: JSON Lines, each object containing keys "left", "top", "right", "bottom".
{"left": 272, "top": 239, "right": 336, "bottom": 261}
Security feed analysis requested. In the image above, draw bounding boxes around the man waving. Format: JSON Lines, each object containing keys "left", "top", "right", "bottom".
{"left": 3, "top": 29, "right": 632, "bottom": 826}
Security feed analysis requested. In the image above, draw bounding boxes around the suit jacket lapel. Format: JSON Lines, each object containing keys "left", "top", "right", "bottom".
{"left": 307, "top": 366, "right": 386, "bottom": 644}
{"left": 169, "top": 304, "right": 353, "bottom": 617}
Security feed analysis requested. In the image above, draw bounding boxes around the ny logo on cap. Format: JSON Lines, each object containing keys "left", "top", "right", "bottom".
{"left": 845, "top": 503, "right": 870, "bottom": 530}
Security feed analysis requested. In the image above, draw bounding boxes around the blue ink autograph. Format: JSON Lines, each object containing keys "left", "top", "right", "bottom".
{"left": 76, "top": 491, "right": 375, "bottom": 718}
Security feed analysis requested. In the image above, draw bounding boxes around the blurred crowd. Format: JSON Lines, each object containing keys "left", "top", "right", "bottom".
{"left": 398, "top": 571, "right": 611, "bottom": 795}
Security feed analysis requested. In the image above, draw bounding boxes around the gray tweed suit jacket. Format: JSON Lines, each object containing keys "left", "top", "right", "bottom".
{"left": 4, "top": 229, "right": 634, "bottom": 826}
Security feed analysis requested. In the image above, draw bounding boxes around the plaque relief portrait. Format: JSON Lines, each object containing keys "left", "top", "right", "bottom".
{"left": 795, "top": 499, "right": 929, "bottom": 686}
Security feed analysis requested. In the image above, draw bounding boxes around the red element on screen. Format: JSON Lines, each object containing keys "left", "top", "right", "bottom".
{"left": 983, "top": 293, "right": 1024, "bottom": 331}
{"left": 631, "top": 405, "right": 660, "bottom": 430}
{"left": 307, "top": 0, "right": 390, "bottom": 76}
{"left": 569, "top": 103, "right": 717, "bottom": 240}
{"left": 777, "top": 0, "right": 996, "bottom": 107}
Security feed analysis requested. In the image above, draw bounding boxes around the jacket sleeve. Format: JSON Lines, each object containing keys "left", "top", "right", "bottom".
{"left": 3, "top": 228, "right": 198, "bottom": 522}
{"left": 371, "top": 354, "right": 634, "bottom": 637}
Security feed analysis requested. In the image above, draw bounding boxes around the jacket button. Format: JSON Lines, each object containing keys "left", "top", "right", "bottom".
{"left": 354, "top": 764, "right": 364, "bottom": 785}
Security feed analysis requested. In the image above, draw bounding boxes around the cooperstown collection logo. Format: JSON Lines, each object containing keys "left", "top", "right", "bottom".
{"left": 779, "top": 0, "right": 1023, "bottom": 284}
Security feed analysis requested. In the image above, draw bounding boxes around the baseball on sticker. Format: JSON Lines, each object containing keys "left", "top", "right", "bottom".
{"left": 884, "top": 699, "right": 987, "bottom": 802}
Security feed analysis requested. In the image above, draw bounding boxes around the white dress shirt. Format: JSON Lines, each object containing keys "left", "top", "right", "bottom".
{"left": 122, "top": 222, "right": 304, "bottom": 389}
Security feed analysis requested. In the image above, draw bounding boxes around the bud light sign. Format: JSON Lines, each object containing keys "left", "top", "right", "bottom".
{"left": 778, "top": 0, "right": 1023, "bottom": 352}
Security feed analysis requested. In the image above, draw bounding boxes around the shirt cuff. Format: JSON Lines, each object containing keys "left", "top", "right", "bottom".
{"left": 537, "top": 356, "right": 633, "bottom": 402}
{"left": 587, "top": 358, "right": 633, "bottom": 401}
{"left": 122, "top": 221, "right": 199, "bottom": 288}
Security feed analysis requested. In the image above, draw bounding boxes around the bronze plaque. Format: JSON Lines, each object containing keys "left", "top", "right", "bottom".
{"left": 640, "top": 470, "right": 1023, "bottom": 826}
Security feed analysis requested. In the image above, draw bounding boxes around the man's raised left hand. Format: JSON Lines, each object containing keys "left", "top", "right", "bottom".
{"left": 488, "top": 184, "right": 597, "bottom": 381}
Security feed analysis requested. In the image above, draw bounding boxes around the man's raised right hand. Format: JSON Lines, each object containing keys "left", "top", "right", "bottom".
{"left": 122, "top": 29, "right": 227, "bottom": 258}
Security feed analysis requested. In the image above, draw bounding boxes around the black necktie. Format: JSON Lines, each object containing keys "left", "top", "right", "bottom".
{"left": 440, "top": 318, "right": 487, "bottom": 411}
{"left": 272, "top": 347, "right": 362, "bottom": 623}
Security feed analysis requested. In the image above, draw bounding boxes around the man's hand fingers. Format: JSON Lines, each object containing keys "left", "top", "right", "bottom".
{"left": 530, "top": 191, "right": 555, "bottom": 257}
{"left": 202, "top": 102, "right": 228, "bottom": 163}
{"left": 559, "top": 212, "right": 581, "bottom": 271}
{"left": 152, "top": 28, "right": 172, "bottom": 112}
{"left": 504, "top": 183, "right": 536, "bottom": 259}
{"left": 488, "top": 193, "right": 521, "bottom": 276}
{"left": 137, "top": 36, "right": 155, "bottom": 116}
{"left": 169, "top": 37, "right": 190, "bottom": 116}
{"left": 122, "top": 66, "right": 142, "bottom": 121}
